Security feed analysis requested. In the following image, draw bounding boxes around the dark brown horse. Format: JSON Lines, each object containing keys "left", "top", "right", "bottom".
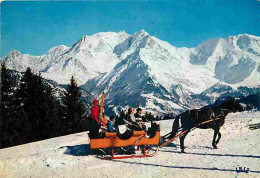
{"left": 168, "top": 97, "right": 244, "bottom": 153}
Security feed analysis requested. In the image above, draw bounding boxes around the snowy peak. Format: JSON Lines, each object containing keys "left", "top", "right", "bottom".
{"left": 39, "top": 31, "right": 131, "bottom": 84}
{"left": 236, "top": 34, "right": 251, "bottom": 49}
{"left": 71, "top": 31, "right": 130, "bottom": 53}
{"left": 2, "top": 50, "right": 43, "bottom": 72}
{"left": 215, "top": 34, "right": 260, "bottom": 85}
{"left": 135, "top": 29, "right": 149, "bottom": 35}
{"left": 132, "top": 29, "right": 150, "bottom": 40}
{"left": 46, "top": 45, "right": 69, "bottom": 55}
{"left": 84, "top": 54, "right": 181, "bottom": 114}
{"left": 114, "top": 29, "right": 151, "bottom": 58}
{"left": 188, "top": 33, "right": 260, "bottom": 86}
{"left": 82, "top": 32, "right": 260, "bottom": 114}
{"left": 234, "top": 34, "right": 260, "bottom": 55}
{"left": 7, "top": 50, "right": 23, "bottom": 58}
{"left": 1, "top": 31, "right": 260, "bottom": 114}
{"left": 190, "top": 38, "right": 220, "bottom": 65}
{"left": 220, "top": 33, "right": 260, "bottom": 54}
{"left": 191, "top": 33, "right": 260, "bottom": 65}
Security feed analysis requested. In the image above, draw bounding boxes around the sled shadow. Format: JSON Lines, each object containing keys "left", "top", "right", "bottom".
{"left": 111, "top": 160, "right": 260, "bottom": 174}
{"left": 163, "top": 142, "right": 177, "bottom": 148}
{"left": 192, "top": 146, "right": 214, "bottom": 149}
{"left": 161, "top": 150, "right": 260, "bottom": 159}
{"left": 60, "top": 144, "right": 93, "bottom": 156}
{"left": 160, "top": 143, "right": 212, "bottom": 150}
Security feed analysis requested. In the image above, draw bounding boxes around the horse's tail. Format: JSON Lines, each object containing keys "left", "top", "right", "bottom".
{"left": 168, "top": 116, "right": 180, "bottom": 139}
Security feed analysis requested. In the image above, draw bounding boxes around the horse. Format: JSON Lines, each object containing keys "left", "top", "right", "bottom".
{"left": 167, "top": 97, "right": 244, "bottom": 153}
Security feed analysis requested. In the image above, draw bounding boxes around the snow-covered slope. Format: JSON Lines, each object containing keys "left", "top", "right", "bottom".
{"left": 1, "top": 30, "right": 260, "bottom": 114}
{"left": 190, "top": 34, "right": 260, "bottom": 86}
{"left": 42, "top": 31, "right": 130, "bottom": 84}
{"left": 0, "top": 112, "right": 259, "bottom": 177}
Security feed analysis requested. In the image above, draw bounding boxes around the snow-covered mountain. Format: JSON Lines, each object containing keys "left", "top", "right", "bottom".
{"left": 1, "top": 30, "right": 260, "bottom": 115}
{"left": 190, "top": 34, "right": 260, "bottom": 86}
{"left": 2, "top": 32, "right": 129, "bottom": 84}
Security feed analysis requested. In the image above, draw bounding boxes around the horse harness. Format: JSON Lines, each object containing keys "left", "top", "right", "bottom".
{"left": 193, "top": 108, "right": 225, "bottom": 126}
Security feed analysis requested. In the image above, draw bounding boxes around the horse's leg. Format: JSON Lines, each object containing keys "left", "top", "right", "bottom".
{"left": 212, "top": 128, "right": 218, "bottom": 149}
{"left": 215, "top": 130, "right": 221, "bottom": 145}
{"left": 180, "top": 133, "right": 188, "bottom": 153}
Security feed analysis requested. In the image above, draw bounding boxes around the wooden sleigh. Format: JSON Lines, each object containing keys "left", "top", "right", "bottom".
{"left": 90, "top": 123, "right": 160, "bottom": 160}
{"left": 90, "top": 92, "right": 160, "bottom": 159}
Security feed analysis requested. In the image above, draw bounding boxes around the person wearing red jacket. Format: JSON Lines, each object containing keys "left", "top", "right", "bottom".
{"left": 91, "top": 99, "right": 100, "bottom": 124}
{"left": 89, "top": 99, "right": 101, "bottom": 138}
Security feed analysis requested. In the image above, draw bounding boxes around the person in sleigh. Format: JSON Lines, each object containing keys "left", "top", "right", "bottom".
{"left": 89, "top": 99, "right": 108, "bottom": 138}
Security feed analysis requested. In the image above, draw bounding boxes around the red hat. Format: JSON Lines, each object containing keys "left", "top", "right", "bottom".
{"left": 93, "top": 99, "right": 99, "bottom": 105}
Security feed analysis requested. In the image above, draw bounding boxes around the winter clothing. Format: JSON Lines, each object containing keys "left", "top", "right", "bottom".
{"left": 134, "top": 113, "right": 142, "bottom": 121}
{"left": 89, "top": 99, "right": 101, "bottom": 139}
{"left": 89, "top": 120, "right": 100, "bottom": 139}
{"left": 107, "top": 121, "right": 116, "bottom": 132}
{"left": 127, "top": 114, "right": 136, "bottom": 123}
{"left": 134, "top": 113, "right": 146, "bottom": 130}
{"left": 91, "top": 100, "right": 100, "bottom": 123}
{"left": 126, "top": 114, "right": 143, "bottom": 131}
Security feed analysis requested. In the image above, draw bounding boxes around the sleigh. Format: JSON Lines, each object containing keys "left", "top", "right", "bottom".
{"left": 90, "top": 122, "right": 160, "bottom": 160}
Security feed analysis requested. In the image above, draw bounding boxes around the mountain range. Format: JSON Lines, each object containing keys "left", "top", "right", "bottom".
{"left": 1, "top": 30, "right": 260, "bottom": 115}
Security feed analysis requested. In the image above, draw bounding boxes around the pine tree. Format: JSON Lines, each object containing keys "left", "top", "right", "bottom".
{"left": 35, "top": 73, "right": 62, "bottom": 139}
{"left": 16, "top": 67, "right": 36, "bottom": 142}
{"left": 0, "top": 62, "right": 20, "bottom": 148}
{"left": 16, "top": 68, "right": 62, "bottom": 142}
{"left": 63, "top": 76, "right": 86, "bottom": 133}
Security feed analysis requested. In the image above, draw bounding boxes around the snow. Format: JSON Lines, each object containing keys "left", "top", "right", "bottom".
{"left": 0, "top": 112, "right": 259, "bottom": 177}
{"left": 2, "top": 31, "right": 259, "bottom": 89}
{"left": 139, "top": 37, "right": 218, "bottom": 94}
{"left": 141, "top": 93, "right": 183, "bottom": 114}
{"left": 1, "top": 30, "right": 260, "bottom": 114}
{"left": 82, "top": 31, "right": 260, "bottom": 114}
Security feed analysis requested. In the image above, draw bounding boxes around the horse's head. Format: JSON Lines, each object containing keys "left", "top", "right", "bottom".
{"left": 220, "top": 97, "right": 244, "bottom": 113}
{"left": 235, "top": 101, "right": 244, "bottom": 112}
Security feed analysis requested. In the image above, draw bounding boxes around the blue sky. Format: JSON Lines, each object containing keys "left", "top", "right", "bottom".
{"left": 1, "top": 0, "right": 259, "bottom": 57}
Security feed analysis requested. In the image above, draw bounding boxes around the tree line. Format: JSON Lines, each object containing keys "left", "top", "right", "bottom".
{"left": 0, "top": 62, "right": 88, "bottom": 149}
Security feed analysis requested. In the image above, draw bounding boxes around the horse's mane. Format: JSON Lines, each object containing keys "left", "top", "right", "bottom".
{"left": 176, "top": 99, "right": 231, "bottom": 119}
{"left": 175, "top": 96, "right": 242, "bottom": 123}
